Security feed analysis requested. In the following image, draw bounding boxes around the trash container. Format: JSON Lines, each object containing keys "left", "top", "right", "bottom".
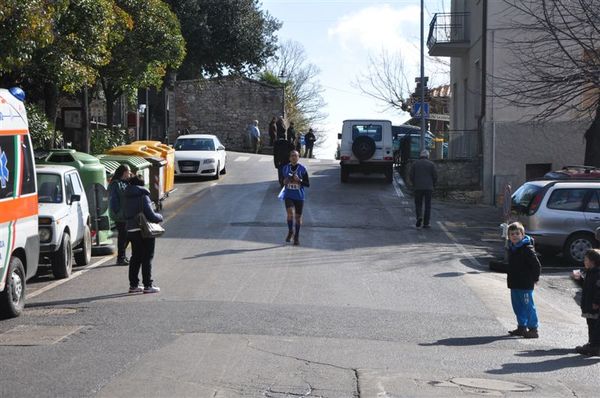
{"left": 144, "top": 157, "right": 167, "bottom": 210}
{"left": 132, "top": 140, "right": 175, "bottom": 194}
{"left": 40, "top": 149, "right": 115, "bottom": 255}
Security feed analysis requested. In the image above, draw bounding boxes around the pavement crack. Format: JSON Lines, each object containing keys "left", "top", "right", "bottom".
{"left": 246, "top": 340, "right": 360, "bottom": 397}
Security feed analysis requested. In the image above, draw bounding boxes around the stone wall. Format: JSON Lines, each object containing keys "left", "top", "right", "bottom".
{"left": 168, "top": 76, "right": 284, "bottom": 151}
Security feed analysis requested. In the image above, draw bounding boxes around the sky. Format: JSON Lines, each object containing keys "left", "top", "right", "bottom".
{"left": 261, "top": 0, "right": 449, "bottom": 158}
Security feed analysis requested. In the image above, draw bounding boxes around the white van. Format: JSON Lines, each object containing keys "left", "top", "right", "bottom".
{"left": 338, "top": 119, "right": 394, "bottom": 183}
{"left": 0, "top": 87, "right": 39, "bottom": 318}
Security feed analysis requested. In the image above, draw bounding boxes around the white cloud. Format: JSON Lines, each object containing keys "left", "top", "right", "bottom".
{"left": 327, "top": 4, "right": 421, "bottom": 56}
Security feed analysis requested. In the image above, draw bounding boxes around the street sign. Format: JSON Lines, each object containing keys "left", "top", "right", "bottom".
{"left": 413, "top": 102, "right": 430, "bottom": 118}
{"left": 428, "top": 113, "right": 450, "bottom": 122}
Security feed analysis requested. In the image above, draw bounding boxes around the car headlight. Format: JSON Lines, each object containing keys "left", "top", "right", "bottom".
{"left": 39, "top": 227, "right": 52, "bottom": 243}
{"left": 203, "top": 159, "right": 215, "bottom": 164}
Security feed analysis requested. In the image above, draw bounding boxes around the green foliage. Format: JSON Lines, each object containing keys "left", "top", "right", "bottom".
{"left": 258, "top": 71, "right": 283, "bottom": 86}
{"left": 0, "top": 0, "right": 64, "bottom": 72}
{"left": 26, "top": 103, "right": 62, "bottom": 150}
{"left": 166, "top": 0, "right": 281, "bottom": 78}
{"left": 90, "top": 128, "right": 128, "bottom": 155}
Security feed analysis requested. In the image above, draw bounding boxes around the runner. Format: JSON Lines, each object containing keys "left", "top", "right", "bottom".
{"left": 281, "top": 151, "right": 310, "bottom": 246}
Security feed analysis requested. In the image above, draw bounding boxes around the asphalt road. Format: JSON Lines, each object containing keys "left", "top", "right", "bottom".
{"left": 0, "top": 152, "right": 598, "bottom": 397}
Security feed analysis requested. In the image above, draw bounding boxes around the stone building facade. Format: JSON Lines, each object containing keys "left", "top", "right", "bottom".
{"left": 168, "top": 76, "right": 284, "bottom": 151}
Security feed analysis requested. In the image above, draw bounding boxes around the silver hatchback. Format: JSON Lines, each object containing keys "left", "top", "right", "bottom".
{"left": 511, "top": 180, "right": 600, "bottom": 265}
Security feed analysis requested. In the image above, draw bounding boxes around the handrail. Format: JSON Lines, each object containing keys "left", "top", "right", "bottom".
{"left": 427, "top": 12, "right": 470, "bottom": 48}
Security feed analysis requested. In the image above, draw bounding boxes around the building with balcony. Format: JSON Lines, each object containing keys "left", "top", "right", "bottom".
{"left": 428, "top": 0, "right": 590, "bottom": 204}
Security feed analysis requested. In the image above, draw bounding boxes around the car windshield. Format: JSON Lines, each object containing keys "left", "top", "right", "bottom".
{"left": 352, "top": 124, "right": 382, "bottom": 141}
{"left": 37, "top": 173, "right": 63, "bottom": 203}
{"left": 175, "top": 138, "right": 215, "bottom": 151}
{"left": 512, "top": 183, "right": 543, "bottom": 209}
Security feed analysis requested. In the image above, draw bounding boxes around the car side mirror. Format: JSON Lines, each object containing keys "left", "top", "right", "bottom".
{"left": 70, "top": 194, "right": 81, "bottom": 204}
{"left": 218, "top": 146, "right": 225, "bottom": 151}
{"left": 337, "top": 133, "right": 342, "bottom": 140}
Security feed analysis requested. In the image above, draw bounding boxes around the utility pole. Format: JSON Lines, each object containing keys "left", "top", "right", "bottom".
{"left": 420, "top": 0, "right": 426, "bottom": 152}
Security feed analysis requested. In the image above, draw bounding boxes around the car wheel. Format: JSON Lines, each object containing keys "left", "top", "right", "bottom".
{"left": 213, "top": 162, "right": 220, "bottom": 180}
{"left": 564, "top": 233, "right": 597, "bottom": 265}
{"left": 221, "top": 164, "right": 227, "bottom": 175}
{"left": 384, "top": 167, "right": 393, "bottom": 184}
{"left": 74, "top": 225, "right": 92, "bottom": 266}
{"left": 52, "top": 232, "right": 73, "bottom": 279}
{"left": 341, "top": 166, "right": 349, "bottom": 183}
{"left": 0, "top": 256, "right": 26, "bottom": 318}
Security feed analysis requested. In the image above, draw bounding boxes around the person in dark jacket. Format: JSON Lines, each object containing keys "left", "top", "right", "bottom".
{"left": 268, "top": 117, "right": 277, "bottom": 146}
{"left": 304, "top": 128, "right": 316, "bottom": 158}
{"left": 575, "top": 249, "right": 600, "bottom": 356}
{"left": 273, "top": 137, "right": 296, "bottom": 186}
{"left": 108, "top": 164, "right": 131, "bottom": 265}
{"left": 287, "top": 121, "right": 296, "bottom": 143}
{"left": 409, "top": 150, "right": 437, "bottom": 228}
{"left": 276, "top": 116, "right": 287, "bottom": 140}
{"left": 123, "top": 175, "right": 163, "bottom": 294}
{"left": 506, "top": 222, "right": 542, "bottom": 338}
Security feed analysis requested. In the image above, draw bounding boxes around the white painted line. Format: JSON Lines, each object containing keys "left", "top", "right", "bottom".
{"left": 259, "top": 157, "right": 271, "bottom": 162}
{"left": 27, "top": 255, "right": 115, "bottom": 299}
{"left": 437, "top": 221, "right": 483, "bottom": 268}
{"left": 308, "top": 159, "right": 321, "bottom": 163}
{"left": 392, "top": 176, "right": 405, "bottom": 198}
{"left": 234, "top": 156, "right": 250, "bottom": 162}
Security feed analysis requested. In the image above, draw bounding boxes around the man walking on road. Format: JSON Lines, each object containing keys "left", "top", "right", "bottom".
{"left": 249, "top": 120, "right": 261, "bottom": 153}
{"left": 281, "top": 150, "right": 310, "bottom": 246}
{"left": 409, "top": 150, "right": 437, "bottom": 228}
{"left": 304, "top": 128, "right": 316, "bottom": 158}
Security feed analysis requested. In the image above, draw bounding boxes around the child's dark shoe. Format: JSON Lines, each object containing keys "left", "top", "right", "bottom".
{"left": 523, "top": 328, "right": 539, "bottom": 339}
{"left": 576, "top": 343, "right": 591, "bottom": 354}
{"left": 579, "top": 345, "right": 600, "bottom": 356}
{"left": 508, "top": 326, "right": 526, "bottom": 336}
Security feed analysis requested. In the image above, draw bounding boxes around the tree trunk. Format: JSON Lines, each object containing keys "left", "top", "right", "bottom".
{"left": 584, "top": 102, "right": 600, "bottom": 167}
{"left": 105, "top": 91, "right": 115, "bottom": 130}
{"left": 43, "top": 82, "right": 59, "bottom": 126}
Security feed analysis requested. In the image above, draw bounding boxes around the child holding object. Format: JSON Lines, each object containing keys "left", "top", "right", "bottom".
{"left": 506, "top": 222, "right": 542, "bottom": 338}
{"left": 575, "top": 249, "right": 600, "bottom": 356}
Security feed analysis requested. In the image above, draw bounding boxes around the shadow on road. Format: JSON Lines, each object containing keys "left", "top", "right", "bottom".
{"left": 487, "top": 353, "right": 600, "bottom": 374}
{"left": 433, "top": 271, "right": 483, "bottom": 278}
{"left": 26, "top": 292, "right": 134, "bottom": 308}
{"left": 183, "top": 245, "right": 284, "bottom": 259}
{"left": 420, "top": 335, "right": 513, "bottom": 346}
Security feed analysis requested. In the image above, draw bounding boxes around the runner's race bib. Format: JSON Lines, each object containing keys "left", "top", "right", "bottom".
{"left": 286, "top": 183, "right": 300, "bottom": 190}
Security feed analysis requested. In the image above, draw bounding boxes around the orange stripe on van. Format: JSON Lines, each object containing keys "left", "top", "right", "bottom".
{"left": 0, "top": 196, "right": 38, "bottom": 224}
{"left": 0, "top": 129, "right": 28, "bottom": 136}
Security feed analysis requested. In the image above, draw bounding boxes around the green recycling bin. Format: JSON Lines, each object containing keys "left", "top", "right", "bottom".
{"left": 96, "top": 154, "right": 152, "bottom": 192}
{"left": 40, "top": 149, "right": 115, "bottom": 255}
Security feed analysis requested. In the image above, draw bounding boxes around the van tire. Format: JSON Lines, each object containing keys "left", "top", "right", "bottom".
{"left": 75, "top": 226, "right": 92, "bottom": 266}
{"left": 52, "top": 233, "right": 73, "bottom": 279}
{"left": 341, "top": 166, "right": 349, "bottom": 183}
{"left": 564, "top": 233, "right": 597, "bottom": 265}
{"left": 0, "top": 256, "right": 26, "bottom": 318}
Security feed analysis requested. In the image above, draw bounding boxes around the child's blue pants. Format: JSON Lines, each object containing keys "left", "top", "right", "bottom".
{"left": 511, "top": 289, "right": 538, "bottom": 328}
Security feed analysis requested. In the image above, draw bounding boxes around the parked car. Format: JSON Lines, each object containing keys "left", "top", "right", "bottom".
{"left": 338, "top": 119, "right": 394, "bottom": 183}
{"left": 173, "top": 134, "right": 227, "bottom": 179}
{"left": 511, "top": 179, "right": 600, "bottom": 265}
{"left": 36, "top": 165, "right": 92, "bottom": 279}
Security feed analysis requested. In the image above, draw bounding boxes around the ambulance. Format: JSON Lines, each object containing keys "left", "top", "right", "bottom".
{"left": 0, "top": 87, "right": 39, "bottom": 318}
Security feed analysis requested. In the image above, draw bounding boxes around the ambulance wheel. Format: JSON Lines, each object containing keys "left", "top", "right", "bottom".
{"left": 0, "top": 256, "right": 26, "bottom": 318}
{"left": 52, "top": 232, "right": 73, "bottom": 279}
{"left": 75, "top": 226, "right": 92, "bottom": 266}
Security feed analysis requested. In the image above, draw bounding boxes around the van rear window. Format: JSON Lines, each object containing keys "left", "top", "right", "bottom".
{"left": 0, "top": 136, "right": 16, "bottom": 199}
{"left": 352, "top": 124, "right": 382, "bottom": 141}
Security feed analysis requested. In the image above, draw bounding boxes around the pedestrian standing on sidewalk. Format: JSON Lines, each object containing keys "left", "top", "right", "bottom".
{"left": 409, "top": 150, "right": 437, "bottom": 228}
{"left": 506, "top": 222, "right": 541, "bottom": 339}
{"left": 304, "top": 128, "right": 316, "bottom": 158}
{"left": 276, "top": 116, "right": 287, "bottom": 140}
{"left": 575, "top": 249, "right": 600, "bottom": 356}
{"left": 124, "top": 175, "right": 163, "bottom": 294}
{"left": 108, "top": 164, "right": 132, "bottom": 265}
{"left": 287, "top": 121, "right": 296, "bottom": 143}
{"left": 280, "top": 150, "right": 309, "bottom": 246}
{"left": 249, "top": 120, "right": 261, "bottom": 153}
{"left": 268, "top": 117, "right": 277, "bottom": 146}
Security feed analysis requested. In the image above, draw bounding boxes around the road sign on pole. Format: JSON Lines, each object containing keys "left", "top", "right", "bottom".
{"left": 413, "top": 102, "right": 430, "bottom": 119}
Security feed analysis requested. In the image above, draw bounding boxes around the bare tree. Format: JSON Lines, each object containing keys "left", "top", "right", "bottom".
{"left": 263, "top": 40, "right": 327, "bottom": 132}
{"left": 496, "top": 0, "right": 600, "bottom": 165}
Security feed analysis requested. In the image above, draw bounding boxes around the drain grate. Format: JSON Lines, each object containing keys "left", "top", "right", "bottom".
{"left": 0, "top": 325, "right": 83, "bottom": 346}
{"left": 451, "top": 378, "right": 534, "bottom": 392}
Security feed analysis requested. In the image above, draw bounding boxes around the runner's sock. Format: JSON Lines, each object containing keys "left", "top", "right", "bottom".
{"left": 287, "top": 220, "right": 294, "bottom": 232}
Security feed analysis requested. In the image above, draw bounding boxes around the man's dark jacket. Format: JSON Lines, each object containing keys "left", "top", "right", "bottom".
{"left": 273, "top": 139, "right": 295, "bottom": 168}
{"left": 581, "top": 266, "right": 600, "bottom": 319}
{"left": 409, "top": 158, "right": 437, "bottom": 190}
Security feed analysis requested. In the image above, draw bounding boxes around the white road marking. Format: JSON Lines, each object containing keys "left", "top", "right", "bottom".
{"left": 392, "top": 175, "right": 405, "bottom": 198}
{"left": 259, "top": 157, "right": 271, "bottom": 162}
{"left": 308, "top": 159, "right": 321, "bottom": 163}
{"left": 234, "top": 156, "right": 250, "bottom": 162}
{"left": 27, "top": 255, "right": 115, "bottom": 299}
{"left": 437, "top": 221, "right": 483, "bottom": 268}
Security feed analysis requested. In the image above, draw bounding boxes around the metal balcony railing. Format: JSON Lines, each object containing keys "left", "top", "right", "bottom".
{"left": 427, "top": 12, "right": 469, "bottom": 49}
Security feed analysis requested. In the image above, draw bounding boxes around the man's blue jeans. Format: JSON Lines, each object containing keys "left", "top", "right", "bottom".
{"left": 511, "top": 289, "right": 538, "bottom": 328}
